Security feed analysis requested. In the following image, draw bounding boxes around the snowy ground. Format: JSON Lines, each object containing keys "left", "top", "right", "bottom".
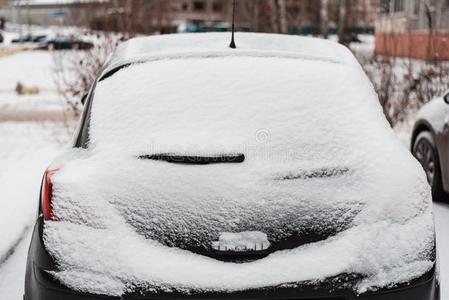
{"left": 0, "top": 122, "right": 70, "bottom": 299}
{"left": 0, "top": 47, "right": 72, "bottom": 259}
{"left": 0, "top": 50, "right": 64, "bottom": 111}
{"left": 0, "top": 123, "right": 69, "bottom": 260}
{"left": 0, "top": 47, "right": 75, "bottom": 298}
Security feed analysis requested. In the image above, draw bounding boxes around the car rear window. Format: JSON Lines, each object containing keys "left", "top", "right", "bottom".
{"left": 89, "top": 56, "right": 382, "bottom": 164}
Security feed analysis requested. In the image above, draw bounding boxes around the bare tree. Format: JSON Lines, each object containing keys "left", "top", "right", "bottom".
{"left": 277, "top": 0, "right": 288, "bottom": 33}
{"left": 355, "top": 35, "right": 449, "bottom": 127}
{"left": 337, "top": 0, "right": 347, "bottom": 44}
{"left": 53, "top": 32, "right": 124, "bottom": 116}
{"left": 320, "top": 0, "right": 329, "bottom": 38}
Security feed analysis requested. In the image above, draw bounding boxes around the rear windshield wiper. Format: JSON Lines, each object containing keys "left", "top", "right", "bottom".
{"left": 138, "top": 153, "right": 245, "bottom": 164}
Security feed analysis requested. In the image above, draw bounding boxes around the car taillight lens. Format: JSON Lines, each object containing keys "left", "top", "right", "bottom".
{"left": 42, "top": 167, "right": 59, "bottom": 220}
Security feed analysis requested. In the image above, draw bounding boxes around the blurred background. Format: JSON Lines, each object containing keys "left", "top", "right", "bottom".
{"left": 0, "top": 0, "right": 448, "bottom": 298}
{"left": 0, "top": 0, "right": 448, "bottom": 130}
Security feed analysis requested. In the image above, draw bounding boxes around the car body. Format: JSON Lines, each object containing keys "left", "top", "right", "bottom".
{"left": 37, "top": 38, "right": 94, "bottom": 50}
{"left": 11, "top": 34, "right": 47, "bottom": 43}
{"left": 411, "top": 93, "right": 449, "bottom": 201}
{"left": 25, "top": 33, "right": 439, "bottom": 300}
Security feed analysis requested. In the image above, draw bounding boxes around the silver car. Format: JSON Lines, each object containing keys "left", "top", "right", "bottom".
{"left": 412, "top": 92, "right": 449, "bottom": 201}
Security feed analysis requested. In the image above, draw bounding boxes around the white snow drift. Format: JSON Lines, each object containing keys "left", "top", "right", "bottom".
{"left": 43, "top": 33, "right": 435, "bottom": 296}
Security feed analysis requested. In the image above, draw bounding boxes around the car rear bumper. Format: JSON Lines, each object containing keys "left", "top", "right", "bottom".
{"left": 25, "top": 217, "right": 440, "bottom": 300}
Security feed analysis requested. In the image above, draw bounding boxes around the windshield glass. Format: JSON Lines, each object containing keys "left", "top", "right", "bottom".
{"left": 90, "top": 56, "right": 382, "bottom": 161}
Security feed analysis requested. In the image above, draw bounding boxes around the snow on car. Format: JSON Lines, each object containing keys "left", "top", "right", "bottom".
{"left": 25, "top": 33, "right": 438, "bottom": 300}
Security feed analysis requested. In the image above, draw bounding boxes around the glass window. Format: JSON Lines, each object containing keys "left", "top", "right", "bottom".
{"left": 381, "top": 0, "right": 391, "bottom": 13}
{"left": 289, "top": 4, "right": 301, "bottom": 14}
{"left": 193, "top": 1, "right": 206, "bottom": 11}
{"left": 393, "top": 0, "right": 404, "bottom": 12}
{"left": 413, "top": 0, "right": 420, "bottom": 15}
{"left": 212, "top": 1, "right": 223, "bottom": 12}
{"left": 426, "top": 0, "right": 437, "bottom": 10}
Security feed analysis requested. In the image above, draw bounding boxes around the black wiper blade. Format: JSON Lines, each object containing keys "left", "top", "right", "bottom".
{"left": 138, "top": 153, "right": 245, "bottom": 164}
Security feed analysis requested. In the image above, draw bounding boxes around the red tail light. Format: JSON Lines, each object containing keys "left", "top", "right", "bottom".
{"left": 42, "top": 167, "right": 59, "bottom": 220}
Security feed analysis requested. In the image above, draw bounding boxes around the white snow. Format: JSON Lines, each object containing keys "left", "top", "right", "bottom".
{"left": 105, "top": 32, "right": 359, "bottom": 75}
{"left": 0, "top": 123, "right": 66, "bottom": 261}
{"left": 0, "top": 229, "right": 32, "bottom": 300}
{"left": 43, "top": 34, "right": 435, "bottom": 296}
{"left": 0, "top": 51, "right": 56, "bottom": 91}
{"left": 349, "top": 34, "right": 375, "bottom": 57}
{"left": 0, "top": 123, "right": 66, "bottom": 298}
{"left": 417, "top": 96, "right": 449, "bottom": 133}
{"left": 0, "top": 51, "right": 69, "bottom": 113}
{"left": 0, "top": 47, "right": 75, "bottom": 262}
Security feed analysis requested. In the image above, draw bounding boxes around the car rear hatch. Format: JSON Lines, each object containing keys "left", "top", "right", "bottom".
{"left": 43, "top": 54, "right": 435, "bottom": 296}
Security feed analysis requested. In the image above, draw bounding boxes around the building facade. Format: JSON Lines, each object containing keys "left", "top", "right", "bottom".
{"left": 0, "top": 0, "right": 10, "bottom": 9}
{"left": 375, "top": 0, "right": 449, "bottom": 60}
{"left": 0, "top": 0, "right": 107, "bottom": 27}
{"left": 1, "top": 0, "right": 379, "bottom": 37}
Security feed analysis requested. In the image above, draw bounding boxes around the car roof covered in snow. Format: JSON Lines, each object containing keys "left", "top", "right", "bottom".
{"left": 101, "top": 32, "right": 359, "bottom": 79}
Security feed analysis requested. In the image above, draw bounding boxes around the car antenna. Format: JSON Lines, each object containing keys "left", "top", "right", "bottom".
{"left": 229, "top": 0, "right": 237, "bottom": 49}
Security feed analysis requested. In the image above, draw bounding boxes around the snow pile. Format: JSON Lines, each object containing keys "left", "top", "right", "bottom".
{"left": 44, "top": 39, "right": 434, "bottom": 296}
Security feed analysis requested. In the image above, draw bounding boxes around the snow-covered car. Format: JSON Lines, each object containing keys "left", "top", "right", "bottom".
{"left": 11, "top": 34, "right": 47, "bottom": 43}
{"left": 25, "top": 33, "right": 439, "bottom": 300}
{"left": 37, "top": 38, "right": 94, "bottom": 50}
{"left": 412, "top": 92, "right": 449, "bottom": 201}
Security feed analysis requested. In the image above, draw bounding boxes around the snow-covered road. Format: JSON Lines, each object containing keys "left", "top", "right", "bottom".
{"left": 0, "top": 122, "right": 70, "bottom": 299}
{"left": 0, "top": 228, "right": 32, "bottom": 299}
{"left": 0, "top": 123, "right": 68, "bottom": 260}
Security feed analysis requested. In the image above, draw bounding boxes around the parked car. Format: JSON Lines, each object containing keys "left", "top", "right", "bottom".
{"left": 25, "top": 33, "right": 439, "bottom": 300}
{"left": 38, "top": 38, "right": 94, "bottom": 50}
{"left": 11, "top": 34, "right": 47, "bottom": 43}
{"left": 412, "top": 92, "right": 449, "bottom": 201}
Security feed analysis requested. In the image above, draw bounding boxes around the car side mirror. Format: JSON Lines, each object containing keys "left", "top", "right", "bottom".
{"left": 444, "top": 92, "right": 449, "bottom": 105}
{"left": 81, "top": 94, "right": 88, "bottom": 105}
